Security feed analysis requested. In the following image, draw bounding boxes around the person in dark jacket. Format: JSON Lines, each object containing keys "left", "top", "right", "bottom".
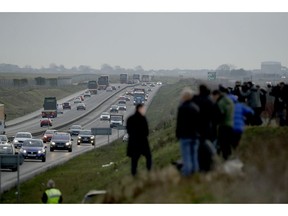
{"left": 126, "top": 104, "right": 152, "bottom": 176}
{"left": 176, "top": 87, "right": 200, "bottom": 176}
{"left": 192, "top": 84, "right": 217, "bottom": 172}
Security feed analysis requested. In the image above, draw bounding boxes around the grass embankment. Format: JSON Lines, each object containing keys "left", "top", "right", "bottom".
{"left": 2, "top": 78, "right": 288, "bottom": 203}
{"left": 0, "top": 85, "right": 85, "bottom": 121}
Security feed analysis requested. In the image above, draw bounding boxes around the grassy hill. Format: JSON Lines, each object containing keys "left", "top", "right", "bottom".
{"left": 1, "top": 78, "right": 288, "bottom": 203}
{"left": 0, "top": 85, "right": 85, "bottom": 121}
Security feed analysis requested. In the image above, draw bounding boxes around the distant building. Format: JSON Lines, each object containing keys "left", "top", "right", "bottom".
{"left": 261, "top": 61, "right": 282, "bottom": 74}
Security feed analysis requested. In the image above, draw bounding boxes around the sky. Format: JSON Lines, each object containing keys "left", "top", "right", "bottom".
{"left": 0, "top": 12, "right": 288, "bottom": 70}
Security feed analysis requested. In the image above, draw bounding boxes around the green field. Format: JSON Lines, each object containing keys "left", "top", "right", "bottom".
{"left": 1, "top": 78, "right": 287, "bottom": 203}
{"left": 0, "top": 85, "right": 86, "bottom": 121}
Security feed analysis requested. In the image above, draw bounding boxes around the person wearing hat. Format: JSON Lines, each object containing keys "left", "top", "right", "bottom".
{"left": 41, "top": 179, "right": 63, "bottom": 203}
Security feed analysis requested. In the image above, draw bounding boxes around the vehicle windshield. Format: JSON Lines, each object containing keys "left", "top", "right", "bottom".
{"left": 112, "top": 105, "right": 117, "bottom": 108}
{"left": 16, "top": 133, "right": 32, "bottom": 138}
{"left": 71, "top": 125, "right": 81, "bottom": 129}
{"left": 45, "top": 130, "right": 56, "bottom": 135}
{"left": 111, "top": 116, "right": 122, "bottom": 121}
{"left": 118, "top": 101, "right": 126, "bottom": 104}
{"left": 102, "top": 112, "right": 109, "bottom": 115}
{"left": 52, "top": 134, "right": 70, "bottom": 140}
{"left": 0, "top": 135, "right": 8, "bottom": 142}
{"left": 79, "top": 130, "right": 92, "bottom": 135}
{"left": 22, "top": 140, "right": 43, "bottom": 147}
{"left": 0, "top": 145, "right": 13, "bottom": 154}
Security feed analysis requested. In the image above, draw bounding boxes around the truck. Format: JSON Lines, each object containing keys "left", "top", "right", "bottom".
{"left": 87, "top": 80, "right": 98, "bottom": 94}
{"left": 133, "top": 74, "right": 141, "bottom": 83}
{"left": 133, "top": 88, "right": 146, "bottom": 105}
{"left": 98, "top": 75, "right": 109, "bottom": 90}
{"left": 120, "top": 73, "right": 128, "bottom": 84}
{"left": 42, "top": 97, "right": 57, "bottom": 118}
{"left": 110, "top": 114, "right": 124, "bottom": 128}
{"left": 0, "top": 104, "right": 5, "bottom": 134}
{"left": 142, "top": 75, "right": 150, "bottom": 82}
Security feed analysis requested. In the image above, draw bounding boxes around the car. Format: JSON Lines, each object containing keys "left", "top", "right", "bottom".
{"left": 111, "top": 86, "right": 117, "bottom": 91}
{"left": 110, "top": 105, "right": 119, "bottom": 113}
{"left": 57, "top": 104, "right": 64, "bottom": 114}
{"left": 110, "top": 115, "right": 124, "bottom": 128}
{"left": 119, "top": 96, "right": 126, "bottom": 101}
{"left": 124, "top": 96, "right": 131, "bottom": 101}
{"left": 13, "top": 132, "right": 33, "bottom": 149}
{"left": 74, "top": 98, "right": 82, "bottom": 104}
{"left": 106, "top": 86, "right": 113, "bottom": 92}
{"left": 148, "top": 88, "right": 152, "bottom": 92}
{"left": 62, "top": 102, "right": 71, "bottom": 110}
{"left": 118, "top": 100, "right": 127, "bottom": 111}
{"left": 77, "top": 130, "right": 95, "bottom": 145}
{"left": 68, "top": 125, "right": 83, "bottom": 136}
{"left": 40, "top": 118, "right": 52, "bottom": 127}
{"left": 100, "top": 112, "right": 110, "bottom": 121}
{"left": 84, "top": 91, "right": 91, "bottom": 97}
{"left": 0, "top": 134, "right": 8, "bottom": 144}
{"left": 77, "top": 103, "right": 86, "bottom": 110}
{"left": 50, "top": 132, "right": 73, "bottom": 152}
{"left": 42, "top": 129, "right": 57, "bottom": 143}
{"left": 0, "top": 143, "right": 24, "bottom": 171}
{"left": 122, "top": 133, "right": 129, "bottom": 142}
{"left": 79, "top": 95, "right": 85, "bottom": 101}
{"left": 157, "top": 81, "right": 162, "bottom": 85}
{"left": 20, "top": 139, "right": 47, "bottom": 162}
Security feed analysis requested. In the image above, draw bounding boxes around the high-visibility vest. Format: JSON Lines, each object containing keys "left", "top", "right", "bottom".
{"left": 45, "top": 188, "right": 62, "bottom": 204}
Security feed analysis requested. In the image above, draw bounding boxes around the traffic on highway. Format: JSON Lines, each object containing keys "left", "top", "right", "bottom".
{"left": 0, "top": 80, "right": 161, "bottom": 193}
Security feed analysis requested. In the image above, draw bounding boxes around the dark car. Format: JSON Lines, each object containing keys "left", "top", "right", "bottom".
{"left": 62, "top": 102, "right": 71, "bottom": 110}
{"left": 40, "top": 118, "right": 52, "bottom": 127}
{"left": 50, "top": 132, "right": 73, "bottom": 152}
{"left": 20, "top": 139, "right": 46, "bottom": 162}
{"left": 77, "top": 130, "right": 95, "bottom": 145}
{"left": 42, "top": 129, "right": 57, "bottom": 143}
{"left": 0, "top": 144, "right": 24, "bottom": 171}
{"left": 111, "top": 86, "right": 117, "bottom": 91}
{"left": 77, "top": 103, "right": 86, "bottom": 110}
{"left": 68, "top": 125, "right": 83, "bottom": 136}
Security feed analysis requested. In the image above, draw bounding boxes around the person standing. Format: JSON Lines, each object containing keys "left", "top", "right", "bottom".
{"left": 212, "top": 89, "right": 234, "bottom": 160}
{"left": 42, "top": 179, "right": 63, "bottom": 204}
{"left": 176, "top": 87, "right": 200, "bottom": 176}
{"left": 126, "top": 104, "right": 152, "bottom": 176}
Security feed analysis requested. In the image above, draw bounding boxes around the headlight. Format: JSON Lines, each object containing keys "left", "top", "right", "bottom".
{"left": 91, "top": 136, "right": 95, "bottom": 139}
{"left": 22, "top": 149, "right": 27, "bottom": 153}
{"left": 78, "top": 136, "right": 81, "bottom": 139}
{"left": 13, "top": 139, "right": 18, "bottom": 143}
{"left": 66, "top": 142, "right": 70, "bottom": 146}
{"left": 51, "top": 142, "right": 55, "bottom": 145}
{"left": 38, "top": 150, "right": 43, "bottom": 154}
{"left": 44, "top": 135, "right": 47, "bottom": 138}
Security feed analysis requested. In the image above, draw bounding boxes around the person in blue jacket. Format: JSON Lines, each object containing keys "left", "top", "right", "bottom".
{"left": 228, "top": 94, "right": 254, "bottom": 150}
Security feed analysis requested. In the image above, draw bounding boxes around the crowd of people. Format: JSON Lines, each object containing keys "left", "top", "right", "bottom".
{"left": 125, "top": 81, "right": 288, "bottom": 177}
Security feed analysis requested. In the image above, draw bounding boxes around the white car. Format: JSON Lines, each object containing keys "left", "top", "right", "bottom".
{"left": 100, "top": 112, "right": 110, "bottom": 121}
{"left": 0, "top": 135, "right": 8, "bottom": 144}
{"left": 84, "top": 91, "right": 91, "bottom": 97}
{"left": 74, "top": 98, "right": 82, "bottom": 103}
{"left": 13, "top": 132, "right": 33, "bottom": 149}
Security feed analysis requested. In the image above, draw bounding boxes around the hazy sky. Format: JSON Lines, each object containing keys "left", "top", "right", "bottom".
{"left": 0, "top": 13, "right": 287, "bottom": 70}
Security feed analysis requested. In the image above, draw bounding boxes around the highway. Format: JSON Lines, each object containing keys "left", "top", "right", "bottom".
{"left": 0, "top": 83, "right": 161, "bottom": 193}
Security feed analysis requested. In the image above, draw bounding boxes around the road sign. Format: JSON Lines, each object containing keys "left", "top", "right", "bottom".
{"left": 208, "top": 72, "right": 216, "bottom": 80}
{"left": 91, "top": 128, "right": 112, "bottom": 135}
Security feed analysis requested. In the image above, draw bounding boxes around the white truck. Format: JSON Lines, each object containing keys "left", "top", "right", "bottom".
{"left": 0, "top": 104, "right": 5, "bottom": 134}
{"left": 109, "top": 115, "right": 124, "bottom": 128}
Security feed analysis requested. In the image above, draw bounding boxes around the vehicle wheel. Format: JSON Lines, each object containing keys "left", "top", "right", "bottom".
{"left": 77, "top": 142, "right": 80, "bottom": 145}
{"left": 68, "top": 148, "right": 72, "bottom": 152}
{"left": 92, "top": 143, "right": 95, "bottom": 146}
{"left": 42, "top": 157, "right": 46, "bottom": 162}
{"left": 50, "top": 148, "right": 54, "bottom": 152}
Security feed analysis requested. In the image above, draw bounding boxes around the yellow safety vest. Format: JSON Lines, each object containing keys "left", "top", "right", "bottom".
{"left": 45, "top": 188, "right": 62, "bottom": 204}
